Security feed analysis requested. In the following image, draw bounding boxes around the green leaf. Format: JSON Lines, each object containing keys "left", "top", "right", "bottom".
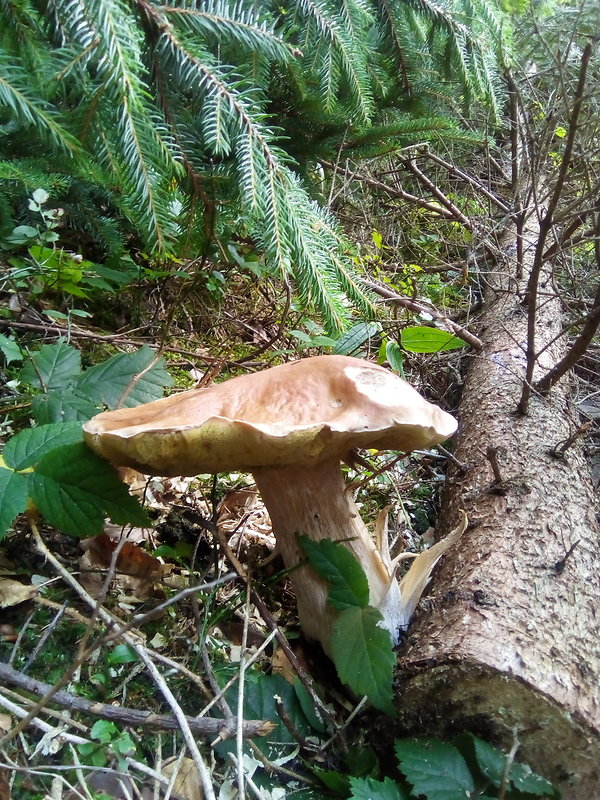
{"left": 349, "top": 776, "right": 407, "bottom": 800}
{"left": 299, "top": 537, "right": 369, "bottom": 609}
{"left": 30, "top": 391, "right": 99, "bottom": 424}
{"left": 19, "top": 342, "right": 81, "bottom": 391}
{"left": 215, "top": 672, "right": 312, "bottom": 759}
{"left": 75, "top": 346, "right": 173, "bottom": 409}
{"left": 401, "top": 326, "right": 466, "bottom": 353}
{"left": 509, "top": 761, "right": 558, "bottom": 796}
{"left": 107, "top": 644, "right": 139, "bottom": 665}
{"left": 313, "top": 769, "right": 349, "bottom": 794}
{"left": 294, "top": 678, "right": 327, "bottom": 733}
{"left": 0, "top": 333, "right": 23, "bottom": 364}
{"left": 385, "top": 340, "right": 404, "bottom": 376}
{"left": 395, "top": 738, "right": 475, "bottom": 800}
{"left": 0, "top": 467, "right": 30, "bottom": 538}
{"left": 90, "top": 719, "right": 118, "bottom": 743}
{"left": 29, "top": 443, "right": 150, "bottom": 537}
{"left": 3, "top": 422, "right": 83, "bottom": 470}
{"left": 333, "top": 322, "right": 381, "bottom": 356}
{"left": 467, "top": 734, "right": 558, "bottom": 796}
{"left": 331, "top": 606, "right": 395, "bottom": 714}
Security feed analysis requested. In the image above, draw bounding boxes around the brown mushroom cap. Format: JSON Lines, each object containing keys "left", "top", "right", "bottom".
{"left": 83, "top": 355, "right": 457, "bottom": 476}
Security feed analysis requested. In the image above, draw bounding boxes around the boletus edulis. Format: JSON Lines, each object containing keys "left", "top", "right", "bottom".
{"left": 83, "top": 355, "right": 458, "bottom": 655}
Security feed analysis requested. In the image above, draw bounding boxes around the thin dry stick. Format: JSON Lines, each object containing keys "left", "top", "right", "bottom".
{"left": 397, "top": 158, "right": 472, "bottom": 230}
{"left": 0, "top": 663, "right": 269, "bottom": 739}
{"left": 0, "top": 691, "right": 89, "bottom": 747}
{"left": 517, "top": 43, "right": 593, "bottom": 414}
{"left": 362, "top": 279, "right": 483, "bottom": 350}
{"left": 215, "top": 529, "right": 338, "bottom": 733}
{"left": 422, "top": 149, "right": 511, "bottom": 213}
{"left": 131, "top": 647, "right": 217, "bottom": 800}
{"left": 236, "top": 577, "right": 252, "bottom": 800}
{"left": 33, "top": 595, "right": 211, "bottom": 696}
{"left": 535, "top": 214, "right": 600, "bottom": 394}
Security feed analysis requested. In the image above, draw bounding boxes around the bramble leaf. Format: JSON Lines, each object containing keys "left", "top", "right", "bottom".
{"left": 30, "top": 391, "right": 99, "bottom": 424}
{"left": 29, "top": 443, "right": 150, "bottom": 537}
{"left": 401, "top": 326, "right": 465, "bottom": 353}
{"left": 331, "top": 606, "right": 395, "bottom": 714}
{"left": 19, "top": 342, "right": 81, "bottom": 390}
{"left": 334, "top": 321, "right": 381, "bottom": 356}
{"left": 0, "top": 333, "right": 23, "bottom": 364}
{"left": 0, "top": 467, "right": 30, "bottom": 539}
{"left": 3, "top": 422, "right": 83, "bottom": 470}
{"left": 75, "top": 345, "right": 172, "bottom": 409}
{"left": 299, "top": 537, "right": 369, "bottom": 609}
{"left": 349, "top": 776, "right": 408, "bottom": 800}
{"left": 395, "top": 738, "right": 474, "bottom": 800}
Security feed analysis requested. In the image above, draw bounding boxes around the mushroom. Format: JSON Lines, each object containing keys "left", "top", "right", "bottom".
{"left": 83, "top": 355, "right": 457, "bottom": 654}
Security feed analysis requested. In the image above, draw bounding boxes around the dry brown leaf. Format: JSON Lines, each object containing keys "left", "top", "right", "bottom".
{"left": 79, "top": 534, "right": 164, "bottom": 601}
{"left": 163, "top": 758, "right": 203, "bottom": 800}
{"left": 271, "top": 647, "right": 296, "bottom": 684}
{"left": 0, "top": 578, "right": 37, "bottom": 608}
{"left": 0, "top": 714, "right": 12, "bottom": 735}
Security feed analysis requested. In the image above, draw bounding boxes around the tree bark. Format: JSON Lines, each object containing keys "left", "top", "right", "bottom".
{"left": 393, "top": 218, "right": 600, "bottom": 795}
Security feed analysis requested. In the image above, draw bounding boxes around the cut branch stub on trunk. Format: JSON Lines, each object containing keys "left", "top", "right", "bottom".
{"left": 83, "top": 355, "right": 457, "bottom": 655}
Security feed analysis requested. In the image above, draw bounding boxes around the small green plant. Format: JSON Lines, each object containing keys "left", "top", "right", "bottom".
{"left": 1, "top": 190, "right": 135, "bottom": 301}
{"left": 77, "top": 720, "right": 136, "bottom": 770}
{"left": 0, "top": 341, "right": 173, "bottom": 539}
{"left": 300, "top": 537, "right": 396, "bottom": 714}
{"left": 316, "top": 734, "right": 559, "bottom": 799}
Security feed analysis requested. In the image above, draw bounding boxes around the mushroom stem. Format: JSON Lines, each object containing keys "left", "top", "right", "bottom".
{"left": 252, "top": 460, "right": 402, "bottom": 655}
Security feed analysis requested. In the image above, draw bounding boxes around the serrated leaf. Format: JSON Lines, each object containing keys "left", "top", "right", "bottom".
{"left": 75, "top": 346, "right": 173, "bottom": 409}
{"left": 299, "top": 537, "right": 369, "bottom": 609}
{"left": 333, "top": 322, "right": 381, "bottom": 356}
{"left": 29, "top": 443, "right": 150, "bottom": 537}
{"left": 0, "top": 468, "right": 30, "bottom": 538}
{"left": 3, "top": 422, "right": 83, "bottom": 470}
{"left": 19, "top": 342, "right": 82, "bottom": 390}
{"left": 395, "top": 738, "right": 475, "bottom": 800}
{"left": 0, "top": 333, "right": 23, "bottom": 364}
{"left": 468, "top": 734, "right": 504, "bottom": 785}
{"left": 401, "top": 326, "right": 465, "bottom": 353}
{"left": 349, "top": 776, "right": 407, "bottom": 800}
{"left": 31, "top": 391, "right": 99, "bottom": 424}
{"left": 509, "top": 761, "right": 557, "bottom": 796}
{"left": 331, "top": 606, "right": 395, "bottom": 714}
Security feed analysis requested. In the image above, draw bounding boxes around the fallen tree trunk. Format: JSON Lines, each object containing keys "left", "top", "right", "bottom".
{"left": 394, "top": 220, "right": 600, "bottom": 795}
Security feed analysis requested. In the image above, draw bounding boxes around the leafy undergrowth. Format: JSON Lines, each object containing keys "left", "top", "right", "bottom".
{"left": 0, "top": 336, "right": 559, "bottom": 800}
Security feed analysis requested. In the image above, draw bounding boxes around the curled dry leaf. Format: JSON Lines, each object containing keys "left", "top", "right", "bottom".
{"left": 79, "top": 533, "right": 164, "bottom": 601}
{"left": 163, "top": 757, "right": 203, "bottom": 800}
{"left": 0, "top": 578, "right": 37, "bottom": 608}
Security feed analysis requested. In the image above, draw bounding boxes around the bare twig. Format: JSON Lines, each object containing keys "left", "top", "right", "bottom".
{"left": 397, "top": 157, "right": 472, "bottom": 230}
{"left": 549, "top": 421, "right": 593, "bottom": 459}
{"left": 535, "top": 211, "right": 600, "bottom": 394}
{"left": 362, "top": 279, "right": 483, "bottom": 350}
{"left": 517, "top": 43, "right": 593, "bottom": 414}
{"left": 0, "top": 663, "right": 271, "bottom": 739}
{"left": 320, "top": 159, "right": 460, "bottom": 220}
{"left": 421, "top": 149, "right": 511, "bottom": 214}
